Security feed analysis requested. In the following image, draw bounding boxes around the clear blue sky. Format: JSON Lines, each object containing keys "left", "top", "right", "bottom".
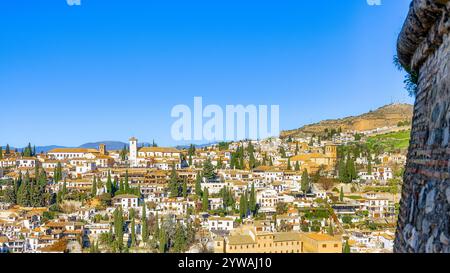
{"left": 0, "top": 0, "right": 413, "bottom": 147}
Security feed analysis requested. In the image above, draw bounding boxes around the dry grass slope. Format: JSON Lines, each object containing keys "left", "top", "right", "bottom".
{"left": 281, "top": 103, "right": 413, "bottom": 138}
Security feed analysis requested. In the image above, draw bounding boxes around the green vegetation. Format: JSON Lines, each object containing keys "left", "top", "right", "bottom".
{"left": 367, "top": 130, "right": 411, "bottom": 153}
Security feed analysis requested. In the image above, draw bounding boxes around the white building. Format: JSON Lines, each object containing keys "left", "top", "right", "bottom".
{"left": 256, "top": 189, "right": 278, "bottom": 213}
{"left": 207, "top": 217, "right": 235, "bottom": 232}
{"left": 112, "top": 194, "right": 139, "bottom": 210}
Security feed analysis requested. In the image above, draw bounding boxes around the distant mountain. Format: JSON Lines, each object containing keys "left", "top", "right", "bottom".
{"left": 34, "top": 145, "right": 67, "bottom": 154}
{"left": 281, "top": 103, "right": 414, "bottom": 138}
{"left": 1, "top": 141, "right": 160, "bottom": 154}
{"left": 1, "top": 145, "right": 67, "bottom": 154}
{"left": 78, "top": 141, "right": 128, "bottom": 151}
{"left": 175, "top": 142, "right": 218, "bottom": 150}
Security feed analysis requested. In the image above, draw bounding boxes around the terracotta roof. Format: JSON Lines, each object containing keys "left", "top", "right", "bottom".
{"left": 138, "top": 147, "right": 180, "bottom": 153}
{"left": 228, "top": 235, "right": 256, "bottom": 245}
{"left": 48, "top": 148, "right": 98, "bottom": 154}
{"left": 37, "top": 239, "right": 68, "bottom": 253}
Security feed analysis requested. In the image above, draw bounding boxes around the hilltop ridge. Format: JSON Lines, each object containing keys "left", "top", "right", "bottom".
{"left": 281, "top": 103, "right": 413, "bottom": 138}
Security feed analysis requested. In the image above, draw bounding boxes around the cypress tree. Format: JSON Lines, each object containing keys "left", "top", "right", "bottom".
{"left": 114, "top": 207, "right": 124, "bottom": 251}
{"left": 124, "top": 170, "right": 130, "bottom": 193}
{"left": 239, "top": 192, "right": 248, "bottom": 220}
{"left": 343, "top": 240, "right": 351, "bottom": 253}
{"left": 91, "top": 176, "right": 97, "bottom": 197}
{"left": 141, "top": 202, "right": 149, "bottom": 244}
{"left": 340, "top": 187, "right": 344, "bottom": 202}
{"left": 249, "top": 183, "right": 257, "bottom": 216}
{"left": 338, "top": 159, "right": 347, "bottom": 183}
{"left": 173, "top": 224, "right": 186, "bottom": 253}
{"left": 346, "top": 156, "right": 356, "bottom": 183}
{"left": 130, "top": 209, "right": 136, "bottom": 247}
{"left": 54, "top": 162, "right": 62, "bottom": 183}
{"left": 158, "top": 225, "right": 167, "bottom": 253}
{"left": 182, "top": 179, "right": 188, "bottom": 198}
{"left": 119, "top": 178, "right": 124, "bottom": 193}
{"left": 106, "top": 172, "right": 113, "bottom": 195}
{"left": 202, "top": 188, "right": 209, "bottom": 211}
{"left": 195, "top": 172, "right": 202, "bottom": 197}
{"left": 301, "top": 169, "right": 310, "bottom": 193}
{"left": 5, "top": 144, "right": 10, "bottom": 155}
{"left": 153, "top": 212, "right": 160, "bottom": 242}
{"left": 328, "top": 220, "right": 334, "bottom": 236}
{"left": 295, "top": 161, "right": 300, "bottom": 171}
{"left": 17, "top": 172, "right": 31, "bottom": 207}
{"left": 169, "top": 165, "right": 179, "bottom": 198}
{"left": 0, "top": 146, "right": 2, "bottom": 159}
{"left": 202, "top": 159, "right": 216, "bottom": 180}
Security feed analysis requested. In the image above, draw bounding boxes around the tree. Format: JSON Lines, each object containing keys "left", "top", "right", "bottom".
{"left": 202, "top": 159, "right": 216, "bottom": 180}
{"left": 169, "top": 165, "right": 180, "bottom": 198}
{"left": 106, "top": 172, "right": 114, "bottom": 195}
{"left": 287, "top": 158, "right": 291, "bottom": 170}
{"left": 0, "top": 146, "right": 2, "bottom": 159}
{"left": 182, "top": 179, "right": 188, "bottom": 198}
{"left": 173, "top": 224, "right": 187, "bottom": 253}
{"left": 338, "top": 159, "right": 347, "bottom": 183}
{"left": 141, "top": 202, "right": 149, "bottom": 244}
{"left": 120, "top": 145, "right": 128, "bottom": 161}
{"left": 113, "top": 207, "right": 124, "bottom": 252}
{"left": 328, "top": 220, "right": 334, "bottom": 236}
{"left": 295, "top": 161, "right": 300, "bottom": 171}
{"left": 188, "top": 154, "right": 193, "bottom": 166}
{"left": 276, "top": 202, "right": 288, "bottom": 215}
{"left": 195, "top": 172, "right": 203, "bottom": 197}
{"left": 153, "top": 212, "right": 160, "bottom": 245}
{"left": 318, "top": 177, "right": 335, "bottom": 191}
{"left": 249, "top": 183, "right": 257, "bottom": 216}
{"left": 343, "top": 240, "right": 351, "bottom": 253}
{"left": 301, "top": 169, "right": 310, "bottom": 193}
{"left": 23, "top": 143, "right": 32, "bottom": 157}
{"left": 239, "top": 191, "right": 249, "bottom": 220}
{"left": 17, "top": 172, "right": 31, "bottom": 207}
{"left": 91, "top": 176, "right": 97, "bottom": 197}
{"left": 202, "top": 188, "right": 209, "bottom": 211}
{"left": 158, "top": 228, "right": 167, "bottom": 253}
{"left": 130, "top": 209, "right": 136, "bottom": 248}
{"left": 340, "top": 187, "right": 344, "bottom": 202}
{"left": 346, "top": 156, "right": 357, "bottom": 182}
{"left": 124, "top": 170, "right": 130, "bottom": 193}
{"left": 4, "top": 178, "right": 18, "bottom": 204}
{"left": 5, "top": 144, "right": 10, "bottom": 155}
{"left": 54, "top": 162, "right": 62, "bottom": 183}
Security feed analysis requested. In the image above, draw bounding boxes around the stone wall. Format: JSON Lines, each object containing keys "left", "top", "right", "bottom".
{"left": 395, "top": 0, "right": 450, "bottom": 253}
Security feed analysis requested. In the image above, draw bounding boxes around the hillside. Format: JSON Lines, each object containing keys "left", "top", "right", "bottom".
{"left": 281, "top": 103, "right": 413, "bottom": 138}
{"left": 367, "top": 130, "right": 411, "bottom": 152}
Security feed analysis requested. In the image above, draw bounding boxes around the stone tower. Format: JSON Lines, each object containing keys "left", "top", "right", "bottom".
{"left": 395, "top": 0, "right": 450, "bottom": 253}
{"left": 99, "top": 143, "right": 106, "bottom": 155}
{"left": 325, "top": 144, "right": 337, "bottom": 158}
{"left": 129, "top": 137, "right": 138, "bottom": 167}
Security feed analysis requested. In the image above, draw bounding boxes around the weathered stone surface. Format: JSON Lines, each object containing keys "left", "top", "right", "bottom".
{"left": 395, "top": 0, "right": 450, "bottom": 253}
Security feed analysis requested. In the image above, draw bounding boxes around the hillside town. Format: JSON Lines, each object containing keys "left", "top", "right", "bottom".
{"left": 0, "top": 122, "right": 409, "bottom": 254}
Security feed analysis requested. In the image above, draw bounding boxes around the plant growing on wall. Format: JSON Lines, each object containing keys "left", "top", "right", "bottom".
{"left": 393, "top": 55, "right": 418, "bottom": 97}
